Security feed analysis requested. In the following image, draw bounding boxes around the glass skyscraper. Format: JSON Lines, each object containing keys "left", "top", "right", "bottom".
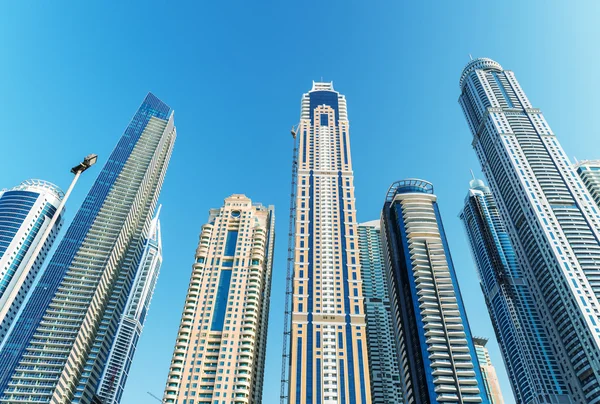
{"left": 380, "top": 179, "right": 488, "bottom": 404}
{"left": 357, "top": 221, "right": 402, "bottom": 403}
{"left": 473, "top": 338, "right": 504, "bottom": 404}
{"left": 0, "top": 180, "right": 64, "bottom": 344}
{"left": 163, "top": 194, "right": 274, "bottom": 404}
{"left": 96, "top": 208, "right": 163, "bottom": 404}
{"left": 285, "top": 82, "right": 371, "bottom": 404}
{"left": 0, "top": 93, "right": 176, "bottom": 403}
{"left": 574, "top": 160, "right": 600, "bottom": 208}
{"left": 459, "top": 177, "right": 569, "bottom": 403}
{"left": 459, "top": 58, "right": 600, "bottom": 403}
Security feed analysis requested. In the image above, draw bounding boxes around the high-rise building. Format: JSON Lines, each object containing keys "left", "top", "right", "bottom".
{"left": 0, "top": 180, "right": 64, "bottom": 343}
{"left": 285, "top": 82, "right": 371, "bottom": 404}
{"left": 380, "top": 179, "right": 489, "bottom": 404}
{"left": 357, "top": 221, "right": 402, "bottom": 403}
{"left": 574, "top": 160, "right": 600, "bottom": 208}
{"left": 0, "top": 93, "right": 176, "bottom": 404}
{"left": 459, "top": 57, "right": 600, "bottom": 403}
{"left": 473, "top": 338, "right": 504, "bottom": 404}
{"left": 459, "top": 177, "right": 569, "bottom": 403}
{"left": 96, "top": 208, "right": 163, "bottom": 404}
{"left": 163, "top": 194, "right": 274, "bottom": 404}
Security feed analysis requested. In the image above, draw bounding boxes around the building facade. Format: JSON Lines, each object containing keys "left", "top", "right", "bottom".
{"left": 459, "top": 178, "right": 570, "bottom": 403}
{"left": 473, "top": 338, "right": 504, "bottom": 404}
{"left": 0, "top": 93, "right": 176, "bottom": 404}
{"left": 0, "top": 180, "right": 64, "bottom": 344}
{"left": 357, "top": 221, "right": 402, "bottom": 403}
{"left": 574, "top": 160, "right": 600, "bottom": 208}
{"left": 286, "top": 82, "right": 371, "bottom": 404}
{"left": 96, "top": 208, "right": 163, "bottom": 404}
{"left": 459, "top": 58, "right": 600, "bottom": 403}
{"left": 380, "top": 179, "right": 488, "bottom": 404}
{"left": 163, "top": 195, "right": 275, "bottom": 404}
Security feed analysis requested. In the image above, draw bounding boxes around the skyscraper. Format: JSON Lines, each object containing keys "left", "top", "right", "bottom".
{"left": 0, "top": 92, "right": 176, "bottom": 404}
{"left": 459, "top": 58, "right": 600, "bottom": 403}
{"left": 0, "top": 180, "right": 64, "bottom": 343}
{"left": 357, "top": 221, "right": 402, "bottom": 403}
{"left": 163, "top": 194, "right": 274, "bottom": 404}
{"left": 284, "top": 82, "right": 371, "bottom": 404}
{"left": 459, "top": 177, "right": 569, "bottom": 403}
{"left": 380, "top": 179, "right": 488, "bottom": 404}
{"left": 96, "top": 208, "right": 163, "bottom": 404}
{"left": 473, "top": 338, "right": 504, "bottom": 404}
{"left": 574, "top": 160, "right": 600, "bottom": 208}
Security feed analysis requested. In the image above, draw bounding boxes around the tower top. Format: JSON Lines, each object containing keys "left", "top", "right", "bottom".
{"left": 459, "top": 57, "right": 503, "bottom": 89}
{"left": 310, "top": 81, "right": 335, "bottom": 92}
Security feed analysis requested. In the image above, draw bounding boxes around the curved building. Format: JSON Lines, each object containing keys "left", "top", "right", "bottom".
{"left": 380, "top": 179, "right": 488, "bottom": 404}
{"left": 0, "top": 179, "right": 64, "bottom": 344}
{"left": 459, "top": 58, "right": 600, "bottom": 403}
{"left": 460, "top": 178, "right": 567, "bottom": 403}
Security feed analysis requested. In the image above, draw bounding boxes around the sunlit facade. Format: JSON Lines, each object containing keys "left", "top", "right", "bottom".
{"left": 459, "top": 58, "right": 600, "bottom": 403}
{"left": 0, "top": 93, "right": 176, "bottom": 403}
{"left": 287, "top": 82, "right": 371, "bottom": 404}
{"left": 163, "top": 195, "right": 275, "bottom": 404}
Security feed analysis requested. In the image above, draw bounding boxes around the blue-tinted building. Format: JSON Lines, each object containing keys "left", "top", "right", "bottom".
{"left": 0, "top": 93, "right": 176, "bottom": 403}
{"left": 0, "top": 180, "right": 64, "bottom": 344}
{"left": 96, "top": 208, "right": 163, "bottom": 404}
{"left": 460, "top": 178, "right": 570, "bottom": 403}
{"left": 459, "top": 58, "right": 600, "bottom": 403}
{"left": 380, "top": 179, "right": 489, "bottom": 404}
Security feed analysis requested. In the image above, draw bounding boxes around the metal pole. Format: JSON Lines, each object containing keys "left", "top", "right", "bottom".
{"left": 0, "top": 170, "right": 82, "bottom": 324}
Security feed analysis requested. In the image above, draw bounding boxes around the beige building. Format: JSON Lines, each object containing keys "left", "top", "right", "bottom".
{"left": 163, "top": 195, "right": 275, "bottom": 404}
{"left": 473, "top": 337, "right": 504, "bottom": 404}
{"left": 286, "top": 82, "right": 371, "bottom": 403}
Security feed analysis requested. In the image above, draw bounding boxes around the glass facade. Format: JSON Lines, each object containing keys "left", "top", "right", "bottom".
{"left": 380, "top": 179, "right": 488, "bottom": 404}
{"left": 357, "top": 221, "right": 402, "bottom": 404}
{"left": 459, "top": 58, "right": 600, "bottom": 403}
{"left": 0, "top": 93, "right": 176, "bottom": 403}
{"left": 0, "top": 180, "right": 64, "bottom": 344}
{"left": 96, "top": 209, "right": 163, "bottom": 404}
{"left": 286, "top": 81, "right": 371, "bottom": 404}
{"left": 460, "top": 178, "right": 569, "bottom": 403}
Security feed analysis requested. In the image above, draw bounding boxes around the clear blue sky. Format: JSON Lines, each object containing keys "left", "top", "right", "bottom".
{"left": 2, "top": 2, "right": 600, "bottom": 403}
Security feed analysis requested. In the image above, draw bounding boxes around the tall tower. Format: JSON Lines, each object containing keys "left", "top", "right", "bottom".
{"left": 459, "top": 58, "right": 600, "bottom": 403}
{"left": 0, "top": 93, "right": 176, "bottom": 404}
{"left": 574, "top": 160, "right": 600, "bottom": 208}
{"left": 286, "top": 82, "right": 371, "bottom": 404}
{"left": 459, "top": 177, "right": 570, "bottom": 403}
{"left": 0, "top": 180, "right": 64, "bottom": 344}
{"left": 357, "top": 221, "right": 402, "bottom": 403}
{"left": 380, "top": 179, "right": 488, "bottom": 404}
{"left": 96, "top": 208, "right": 163, "bottom": 404}
{"left": 473, "top": 338, "right": 504, "bottom": 404}
{"left": 163, "top": 195, "right": 275, "bottom": 404}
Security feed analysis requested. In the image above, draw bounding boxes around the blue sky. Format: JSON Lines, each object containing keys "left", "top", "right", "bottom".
{"left": 2, "top": 1, "right": 600, "bottom": 403}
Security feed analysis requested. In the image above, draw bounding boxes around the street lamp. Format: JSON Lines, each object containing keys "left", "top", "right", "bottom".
{"left": 0, "top": 154, "right": 98, "bottom": 329}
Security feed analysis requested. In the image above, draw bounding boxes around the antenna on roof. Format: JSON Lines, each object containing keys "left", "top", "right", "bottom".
{"left": 470, "top": 169, "right": 475, "bottom": 179}
{"left": 469, "top": 54, "right": 473, "bottom": 61}
{"left": 320, "top": 76, "right": 323, "bottom": 82}
{"left": 574, "top": 156, "right": 579, "bottom": 163}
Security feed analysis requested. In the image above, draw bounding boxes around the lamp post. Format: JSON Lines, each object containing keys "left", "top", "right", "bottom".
{"left": 0, "top": 154, "right": 98, "bottom": 328}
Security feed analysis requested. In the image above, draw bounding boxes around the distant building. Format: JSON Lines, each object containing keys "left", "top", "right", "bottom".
{"left": 574, "top": 160, "right": 600, "bottom": 208}
{"left": 473, "top": 338, "right": 504, "bottom": 404}
{"left": 358, "top": 221, "right": 403, "bottom": 403}
{"left": 460, "top": 177, "right": 567, "bottom": 403}
{"left": 380, "top": 179, "right": 488, "bottom": 403}
{"left": 0, "top": 179, "right": 64, "bottom": 344}
{"left": 96, "top": 209, "right": 163, "bottom": 404}
{"left": 163, "top": 195, "right": 275, "bottom": 404}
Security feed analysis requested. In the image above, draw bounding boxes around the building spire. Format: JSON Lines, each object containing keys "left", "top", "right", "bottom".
{"left": 470, "top": 169, "right": 475, "bottom": 179}
{"left": 469, "top": 53, "right": 473, "bottom": 61}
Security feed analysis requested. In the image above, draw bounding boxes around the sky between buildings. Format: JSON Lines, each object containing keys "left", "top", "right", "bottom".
{"left": 2, "top": 2, "right": 600, "bottom": 403}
